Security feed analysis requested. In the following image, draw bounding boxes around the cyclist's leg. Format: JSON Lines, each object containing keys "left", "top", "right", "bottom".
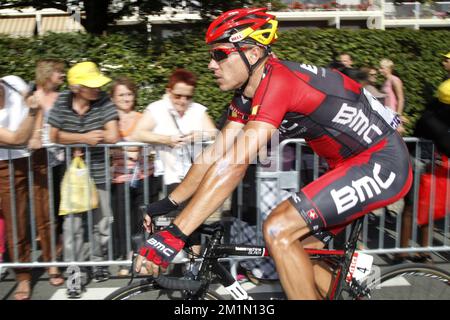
{"left": 263, "top": 200, "right": 320, "bottom": 300}
{"left": 266, "top": 134, "right": 412, "bottom": 300}
{"left": 301, "top": 235, "right": 334, "bottom": 299}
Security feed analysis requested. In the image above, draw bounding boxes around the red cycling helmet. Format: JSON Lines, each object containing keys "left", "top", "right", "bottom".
{"left": 206, "top": 7, "right": 278, "bottom": 46}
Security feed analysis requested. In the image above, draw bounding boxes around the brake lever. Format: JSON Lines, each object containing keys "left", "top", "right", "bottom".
{"left": 128, "top": 252, "right": 138, "bottom": 286}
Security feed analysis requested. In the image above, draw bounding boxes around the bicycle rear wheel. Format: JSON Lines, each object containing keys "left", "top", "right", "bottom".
{"left": 105, "top": 278, "right": 223, "bottom": 300}
{"left": 367, "top": 263, "right": 450, "bottom": 300}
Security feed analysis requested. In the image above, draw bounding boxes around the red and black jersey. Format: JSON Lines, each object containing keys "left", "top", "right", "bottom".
{"left": 228, "top": 57, "right": 401, "bottom": 168}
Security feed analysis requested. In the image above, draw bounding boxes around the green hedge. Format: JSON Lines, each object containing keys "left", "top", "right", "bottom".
{"left": 0, "top": 28, "right": 449, "bottom": 133}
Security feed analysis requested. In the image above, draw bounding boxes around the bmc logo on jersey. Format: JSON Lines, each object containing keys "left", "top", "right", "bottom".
{"left": 330, "top": 163, "right": 396, "bottom": 214}
{"left": 332, "top": 103, "right": 382, "bottom": 144}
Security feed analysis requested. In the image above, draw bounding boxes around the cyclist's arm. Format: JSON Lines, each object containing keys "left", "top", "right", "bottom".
{"left": 173, "top": 120, "right": 277, "bottom": 235}
{"left": 169, "top": 120, "right": 244, "bottom": 204}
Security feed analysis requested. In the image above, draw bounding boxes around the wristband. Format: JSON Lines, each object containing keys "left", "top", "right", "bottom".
{"left": 167, "top": 194, "right": 179, "bottom": 206}
{"left": 144, "top": 196, "right": 179, "bottom": 217}
{"left": 165, "top": 223, "right": 188, "bottom": 242}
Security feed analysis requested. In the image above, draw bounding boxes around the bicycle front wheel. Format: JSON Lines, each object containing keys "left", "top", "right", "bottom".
{"left": 367, "top": 263, "right": 450, "bottom": 300}
{"left": 105, "top": 278, "right": 223, "bottom": 300}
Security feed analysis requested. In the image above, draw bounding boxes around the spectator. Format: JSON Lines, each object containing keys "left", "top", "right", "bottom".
{"left": 109, "top": 77, "right": 152, "bottom": 277}
{"left": 0, "top": 208, "right": 3, "bottom": 263}
{"left": 48, "top": 61, "right": 119, "bottom": 293}
{"left": 0, "top": 75, "right": 41, "bottom": 300}
{"left": 328, "top": 53, "right": 360, "bottom": 81}
{"left": 371, "top": 60, "right": 407, "bottom": 242}
{"left": 131, "top": 69, "right": 217, "bottom": 260}
{"left": 379, "top": 58, "right": 406, "bottom": 133}
{"left": 27, "top": 58, "right": 66, "bottom": 286}
{"left": 416, "top": 78, "right": 450, "bottom": 157}
{"left": 338, "top": 53, "right": 353, "bottom": 68}
{"left": 131, "top": 69, "right": 217, "bottom": 193}
{"left": 395, "top": 65, "right": 450, "bottom": 264}
{"left": 0, "top": 206, "right": 5, "bottom": 279}
{"left": 358, "top": 66, "right": 387, "bottom": 105}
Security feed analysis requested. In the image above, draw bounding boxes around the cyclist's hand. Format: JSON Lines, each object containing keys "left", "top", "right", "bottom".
{"left": 135, "top": 223, "right": 187, "bottom": 277}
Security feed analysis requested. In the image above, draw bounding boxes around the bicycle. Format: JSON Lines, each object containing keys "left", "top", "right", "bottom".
{"left": 105, "top": 217, "right": 450, "bottom": 300}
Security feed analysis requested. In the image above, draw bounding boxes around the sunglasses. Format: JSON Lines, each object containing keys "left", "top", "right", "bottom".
{"left": 171, "top": 92, "right": 193, "bottom": 100}
{"left": 210, "top": 47, "right": 250, "bottom": 62}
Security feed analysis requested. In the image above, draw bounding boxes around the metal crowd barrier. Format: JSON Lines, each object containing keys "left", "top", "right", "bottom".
{"left": 0, "top": 141, "right": 224, "bottom": 270}
{"left": 255, "top": 137, "right": 450, "bottom": 255}
{"left": 0, "top": 137, "right": 449, "bottom": 273}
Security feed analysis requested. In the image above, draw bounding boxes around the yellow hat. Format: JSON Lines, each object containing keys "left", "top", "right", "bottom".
{"left": 67, "top": 61, "right": 111, "bottom": 88}
{"left": 438, "top": 79, "right": 450, "bottom": 104}
{"left": 441, "top": 52, "right": 450, "bottom": 59}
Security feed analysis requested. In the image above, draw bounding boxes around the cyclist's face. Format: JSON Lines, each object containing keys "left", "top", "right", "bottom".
{"left": 208, "top": 43, "right": 250, "bottom": 91}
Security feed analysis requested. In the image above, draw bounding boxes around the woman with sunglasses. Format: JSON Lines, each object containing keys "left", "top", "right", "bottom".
{"left": 131, "top": 69, "right": 217, "bottom": 191}
{"left": 135, "top": 8, "right": 412, "bottom": 300}
{"left": 131, "top": 69, "right": 217, "bottom": 262}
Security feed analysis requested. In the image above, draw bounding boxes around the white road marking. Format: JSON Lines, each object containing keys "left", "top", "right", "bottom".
{"left": 50, "top": 287, "right": 120, "bottom": 300}
{"left": 214, "top": 281, "right": 283, "bottom": 295}
{"left": 378, "top": 276, "right": 411, "bottom": 287}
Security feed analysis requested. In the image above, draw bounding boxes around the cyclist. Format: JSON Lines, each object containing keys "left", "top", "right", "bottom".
{"left": 135, "top": 8, "right": 412, "bottom": 299}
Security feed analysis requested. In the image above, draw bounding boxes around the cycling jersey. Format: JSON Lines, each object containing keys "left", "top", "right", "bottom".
{"left": 227, "top": 57, "right": 412, "bottom": 243}
{"left": 228, "top": 57, "right": 400, "bottom": 168}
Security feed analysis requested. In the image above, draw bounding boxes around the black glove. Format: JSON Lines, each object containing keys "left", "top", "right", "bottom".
{"left": 140, "top": 196, "right": 179, "bottom": 218}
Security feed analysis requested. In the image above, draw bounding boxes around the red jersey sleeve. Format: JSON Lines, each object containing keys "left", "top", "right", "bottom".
{"left": 250, "top": 59, "right": 327, "bottom": 127}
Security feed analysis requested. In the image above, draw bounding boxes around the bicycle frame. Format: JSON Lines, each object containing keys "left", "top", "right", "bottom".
{"left": 185, "top": 217, "right": 364, "bottom": 300}
{"left": 110, "top": 216, "right": 449, "bottom": 300}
